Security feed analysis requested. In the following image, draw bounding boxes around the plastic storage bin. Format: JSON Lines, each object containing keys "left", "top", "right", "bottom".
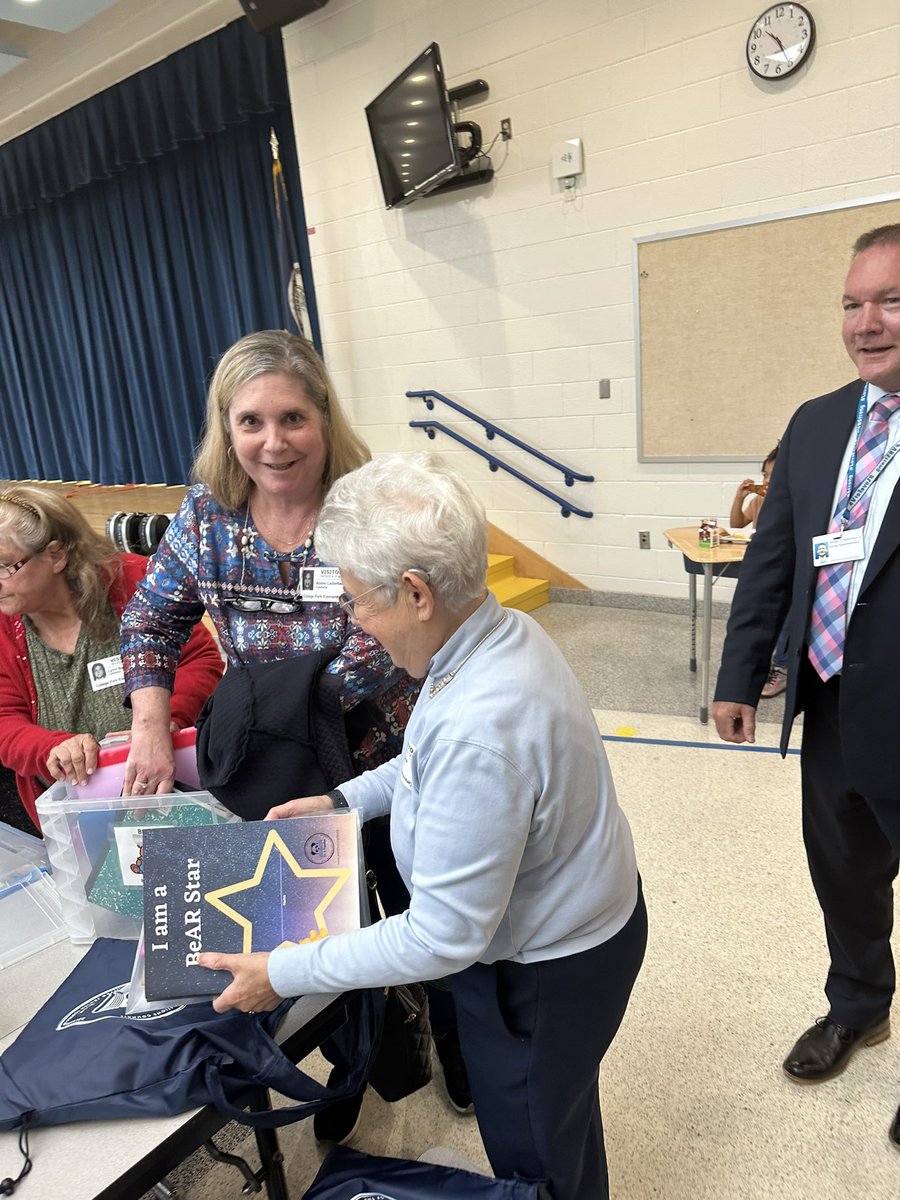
{"left": 35, "top": 785, "right": 239, "bottom": 944}
{"left": 0, "top": 868, "right": 67, "bottom": 968}
{"left": 0, "top": 819, "right": 49, "bottom": 876}
{"left": 0, "top": 820, "right": 68, "bottom": 968}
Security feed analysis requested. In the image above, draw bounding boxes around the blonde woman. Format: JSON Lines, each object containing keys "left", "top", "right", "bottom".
{"left": 119, "top": 333, "right": 433, "bottom": 1141}
{"left": 120, "top": 330, "right": 419, "bottom": 798}
{"left": 0, "top": 487, "right": 222, "bottom": 830}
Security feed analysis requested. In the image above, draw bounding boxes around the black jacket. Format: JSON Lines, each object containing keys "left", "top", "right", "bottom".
{"left": 196, "top": 651, "right": 369, "bottom": 821}
{"left": 715, "top": 378, "right": 900, "bottom": 795}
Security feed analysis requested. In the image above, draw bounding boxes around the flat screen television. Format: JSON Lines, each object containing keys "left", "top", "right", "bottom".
{"left": 365, "top": 43, "right": 462, "bottom": 209}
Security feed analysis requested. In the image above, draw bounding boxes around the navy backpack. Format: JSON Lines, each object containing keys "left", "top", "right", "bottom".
{"left": 0, "top": 937, "right": 381, "bottom": 1131}
{"left": 304, "top": 1146, "right": 545, "bottom": 1200}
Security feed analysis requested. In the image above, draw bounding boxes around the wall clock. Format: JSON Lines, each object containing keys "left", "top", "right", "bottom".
{"left": 746, "top": 4, "right": 815, "bottom": 80}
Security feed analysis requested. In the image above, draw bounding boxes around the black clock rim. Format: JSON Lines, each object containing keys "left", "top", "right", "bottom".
{"left": 745, "top": 3, "right": 816, "bottom": 81}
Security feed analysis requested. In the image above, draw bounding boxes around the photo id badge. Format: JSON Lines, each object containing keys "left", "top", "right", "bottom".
{"left": 299, "top": 566, "right": 343, "bottom": 602}
{"left": 88, "top": 654, "right": 124, "bottom": 691}
{"left": 811, "top": 528, "right": 865, "bottom": 567}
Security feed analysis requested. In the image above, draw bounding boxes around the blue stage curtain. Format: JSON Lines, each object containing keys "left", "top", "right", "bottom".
{"left": 0, "top": 20, "right": 319, "bottom": 485}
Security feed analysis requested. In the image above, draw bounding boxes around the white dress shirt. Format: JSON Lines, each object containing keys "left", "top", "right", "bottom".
{"left": 826, "top": 382, "right": 900, "bottom": 618}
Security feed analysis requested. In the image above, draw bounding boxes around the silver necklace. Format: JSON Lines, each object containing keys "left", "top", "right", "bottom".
{"left": 238, "top": 507, "right": 315, "bottom": 600}
{"left": 428, "top": 611, "right": 509, "bottom": 699}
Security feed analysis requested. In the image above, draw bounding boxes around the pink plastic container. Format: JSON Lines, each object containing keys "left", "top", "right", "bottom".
{"left": 72, "top": 727, "right": 202, "bottom": 798}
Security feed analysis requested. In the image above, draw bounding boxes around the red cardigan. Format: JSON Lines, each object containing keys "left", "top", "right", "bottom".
{"left": 0, "top": 554, "right": 224, "bottom": 830}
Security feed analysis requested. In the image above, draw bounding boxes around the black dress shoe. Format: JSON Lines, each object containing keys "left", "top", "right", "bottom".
{"left": 434, "top": 1030, "right": 473, "bottom": 1114}
{"left": 890, "top": 1106, "right": 900, "bottom": 1150}
{"left": 313, "top": 1072, "right": 365, "bottom": 1144}
{"left": 783, "top": 1016, "right": 890, "bottom": 1084}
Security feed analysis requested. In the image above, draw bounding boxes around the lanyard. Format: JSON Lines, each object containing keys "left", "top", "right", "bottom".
{"left": 838, "top": 385, "right": 900, "bottom": 529}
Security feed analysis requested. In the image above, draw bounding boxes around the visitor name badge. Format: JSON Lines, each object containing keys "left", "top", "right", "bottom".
{"left": 400, "top": 741, "right": 415, "bottom": 790}
{"left": 88, "top": 654, "right": 124, "bottom": 691}
{"left": 298, "top": 566, "right": 343, "bottom": 602}
{"left": 811, "top": 528, "right": 865, "bottom": 566}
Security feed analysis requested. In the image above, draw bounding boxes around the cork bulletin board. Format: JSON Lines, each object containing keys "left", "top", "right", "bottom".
{"left": 634, "top": 193, "right": 900, "bottom": 461}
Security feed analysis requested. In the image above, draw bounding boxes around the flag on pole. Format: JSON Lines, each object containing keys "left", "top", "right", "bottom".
{"left": 270, "top": 128, "right": 309, "bottom": 339}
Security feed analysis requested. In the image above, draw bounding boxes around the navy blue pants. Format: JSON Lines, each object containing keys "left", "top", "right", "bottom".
{"left": 449, "top": 886, "right": 647, "bottom": 1200}
{"left": 801, "top": 669, "right": 900, "bottom": 1028}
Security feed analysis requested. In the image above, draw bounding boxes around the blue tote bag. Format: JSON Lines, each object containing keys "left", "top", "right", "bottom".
{"left": 0, "top": 938, "right": 382, "bottom": 1131}
{"left": 303, "top": 1146, "right": 545, "bottom": 1200}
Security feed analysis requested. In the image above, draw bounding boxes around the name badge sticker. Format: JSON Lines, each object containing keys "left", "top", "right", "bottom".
{"left": 400, "top": 742, "right": 415, "bottom": 790}
{"left": 88, "top": 654, "right": 124, "bottom": 691}
{"left": 299, "top": 566, "right": 343, "bottom": 602}
{"left": 810, "top": 528, "right": 865, "bottom": 567}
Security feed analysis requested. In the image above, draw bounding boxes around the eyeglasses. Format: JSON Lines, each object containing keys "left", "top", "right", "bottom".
{"left": 338, "top": 584, "right": 384, "bottom": 620}
{"left": 223, "top": 595, "right": 304, "bottom": 615}
{"left": 338, "top": 569, "right": 431, "bottom": 620}
{"left": 0, "top": 557, "right": 30, "bottom": 580}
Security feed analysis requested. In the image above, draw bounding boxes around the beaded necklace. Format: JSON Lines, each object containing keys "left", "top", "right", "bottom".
{"left": 238, "top": 507, "right": 314, "bottom": 602}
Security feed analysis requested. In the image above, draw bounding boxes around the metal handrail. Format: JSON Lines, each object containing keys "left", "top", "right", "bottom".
{"left": 406, "top": 389, "right": 594, "bottom": 486}
{"left": 409, "top": 420, "right": 593, "bottom": 518}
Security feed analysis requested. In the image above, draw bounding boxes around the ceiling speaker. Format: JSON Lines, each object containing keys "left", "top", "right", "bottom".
{"left": 239, "top": 0, "right": 330, "bottom": 34}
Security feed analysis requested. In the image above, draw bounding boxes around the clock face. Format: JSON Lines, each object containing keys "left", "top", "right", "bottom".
{"left": 746, "top": 4, "right": 815, "bottom": 80}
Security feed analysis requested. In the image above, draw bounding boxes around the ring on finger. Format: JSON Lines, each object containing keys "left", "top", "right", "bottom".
{"left": 134, "top": 780, "right": 149, "bottom": 792}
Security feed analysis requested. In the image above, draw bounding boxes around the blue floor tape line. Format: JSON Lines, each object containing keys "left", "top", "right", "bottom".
{"left": 603, "top": 733, "right": 800, "bottom": 756}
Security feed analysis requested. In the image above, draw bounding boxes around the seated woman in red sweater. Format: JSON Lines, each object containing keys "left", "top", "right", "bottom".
{"left": 0, "top": 487, "right": 223, "bottom": 831}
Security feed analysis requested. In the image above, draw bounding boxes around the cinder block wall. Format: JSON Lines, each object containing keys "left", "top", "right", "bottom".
{"left": 284, "top": 0, "right": 899, "bottom": 598}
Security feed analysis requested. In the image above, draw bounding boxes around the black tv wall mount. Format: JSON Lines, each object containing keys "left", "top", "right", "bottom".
{"left": 432, "top": 77, "right": 493, "bottom": 197}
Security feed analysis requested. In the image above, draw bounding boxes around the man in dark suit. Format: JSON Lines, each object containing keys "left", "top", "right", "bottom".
{"left": 713, "top": 223, "right": 900, "bottom": 1148}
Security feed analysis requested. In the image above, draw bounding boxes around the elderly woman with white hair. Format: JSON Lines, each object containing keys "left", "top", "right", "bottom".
{"left": 199, "top": 453, "right": 646, "bottom": 1200}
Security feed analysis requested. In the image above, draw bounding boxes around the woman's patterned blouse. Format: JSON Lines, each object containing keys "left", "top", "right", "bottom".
{"left": 120, "top": 485, "right": 419, "bottom": 770}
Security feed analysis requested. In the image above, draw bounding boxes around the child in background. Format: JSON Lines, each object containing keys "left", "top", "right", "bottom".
{"left": 729, "top": 444, "right": 787, "bottom": 698}
{"left": 730, "top": 444, "right": 779, "bottom": 530}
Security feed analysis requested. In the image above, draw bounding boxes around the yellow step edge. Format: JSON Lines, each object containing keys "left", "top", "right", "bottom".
{"left": 487, "top": 553, "right": 515, "bottom": 583}
{"left": 487, "top": 554, "right": 549, "bottom": 612}
{"left": 514, "top": 593, "right": 550, "bottom": 613}
{"left": 490, "top": 575, "right": 548, "bottom": 602}
{"left": 489, "top": 575, "right": 550, "bottom": 613}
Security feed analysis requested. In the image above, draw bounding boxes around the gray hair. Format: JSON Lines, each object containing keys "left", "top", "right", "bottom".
{"left": 316, "top": 453, "right": 488, "bottom": 612}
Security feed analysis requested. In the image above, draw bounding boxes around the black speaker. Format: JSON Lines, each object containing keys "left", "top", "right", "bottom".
{"left": 239, "top": 0, "right": 329, "bottom": 34}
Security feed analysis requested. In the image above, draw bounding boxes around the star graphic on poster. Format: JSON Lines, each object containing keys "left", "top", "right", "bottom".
{"left": 205, "top": 828, "right": 351, "bottom": 953}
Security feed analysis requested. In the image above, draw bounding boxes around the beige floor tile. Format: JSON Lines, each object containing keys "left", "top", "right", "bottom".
{"left": 150, "top": 606, "right": 899, "bottom": 1200}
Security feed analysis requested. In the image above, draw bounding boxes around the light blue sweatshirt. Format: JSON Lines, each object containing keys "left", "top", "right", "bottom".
{"left": 268, "top": 593, "right": 638, "bottom": 998}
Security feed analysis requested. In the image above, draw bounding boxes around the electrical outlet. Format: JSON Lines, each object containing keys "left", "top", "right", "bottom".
{"left": 500, "top": 117, "right": 512, "bottom": 141}
{"left": 638, "top": 531, "right": 650, "bottom": 550}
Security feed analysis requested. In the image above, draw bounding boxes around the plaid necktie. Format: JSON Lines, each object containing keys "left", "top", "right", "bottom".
{"left": 808, "top": 394, "right": 900, "bottom": 681}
